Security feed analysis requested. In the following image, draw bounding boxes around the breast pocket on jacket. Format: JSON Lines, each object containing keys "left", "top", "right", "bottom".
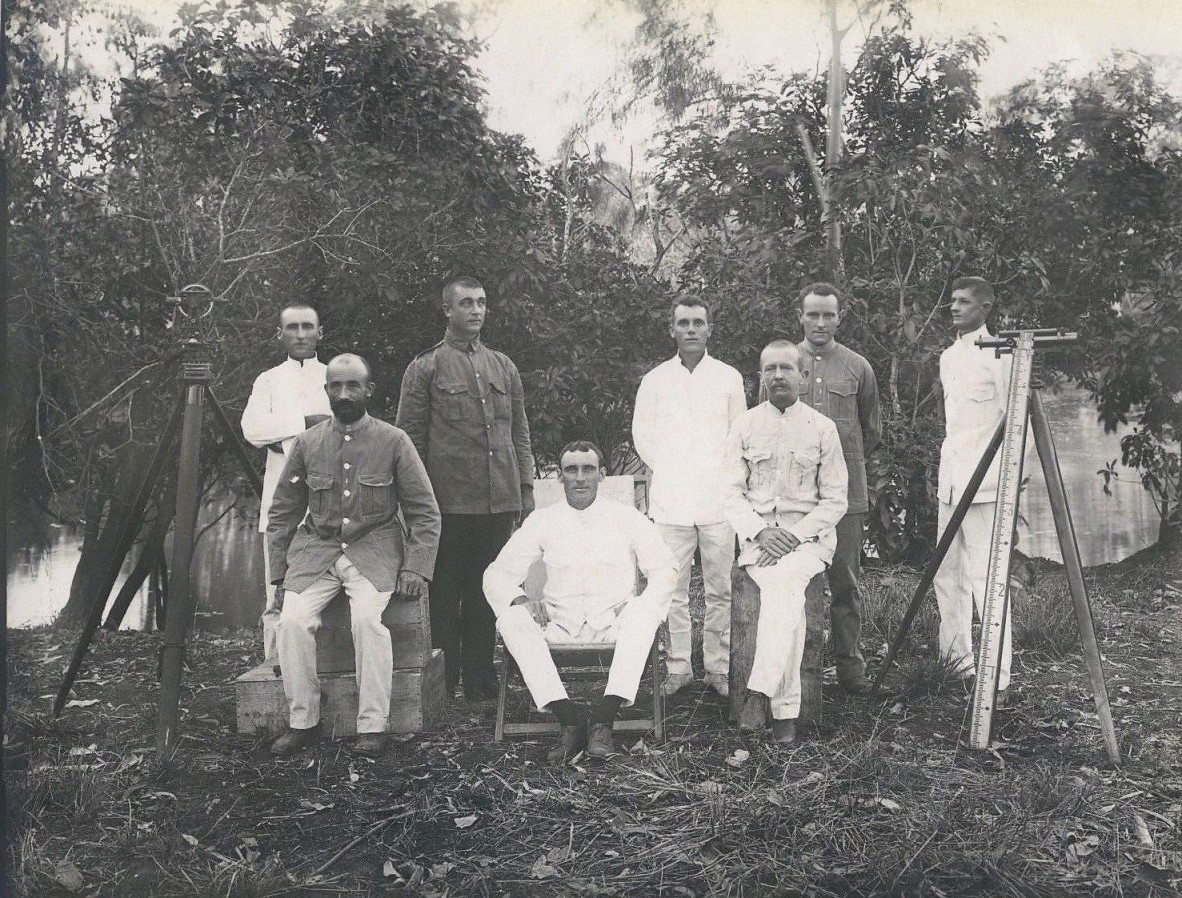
{"left": 826, "top": 379, "right": 858, "bottom": 423}
{"left": 968, "top": 383, "right": 997, "bottom": 404}
{"left": 487, "top": 375, "right": 512, "bottom": 420}
{"left": 743, "top": 447, "right": 775, "bottom": 492}
{"left": 434, "top": 381, "right": 472, "bottom": 424}
{"left": 790, "top": 445, "right": 821, "bottom": 491}
{"left": 307, "top": 473, "right": 334, "bottom": 518}
{"left": 358, "top": 473, "right": 394, "bottom": 518}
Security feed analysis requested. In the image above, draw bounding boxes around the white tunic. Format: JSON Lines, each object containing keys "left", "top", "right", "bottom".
{"left": 240, "top": 355, "right": 332, "bottom": 531}
{"left": 631, "top": 352, "right": 747, "bottom": 526}
{"left": 483, "top": 497, "right": 677, "bottom": 636}
{"left": 938, "top": 325, "right": 1011, "bottom": 505}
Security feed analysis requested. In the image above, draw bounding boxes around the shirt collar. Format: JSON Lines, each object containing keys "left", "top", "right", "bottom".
{"left": 800, "top": 338, "right": 839, "bottom": 358}
{"left": 955, "top": 324, "right": 992, "bottom": 346}
{"left": 443, "top": 330, "right": 482, "bottom": 352}
{"left": 672, "top": 349, "right": 711, "bottom": 372}
{"left": 761, "top": 399, "right": 801, "bottom": 418}
{"left": 332, "top": 412, "right": 372, "bottom": 436}
{"left": 282, "top": 354, "right": 320, "bottom": 368}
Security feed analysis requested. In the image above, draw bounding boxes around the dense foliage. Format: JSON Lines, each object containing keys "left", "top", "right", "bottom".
{"left": 6, "top": 0, "right": 1180, "bottom": 607}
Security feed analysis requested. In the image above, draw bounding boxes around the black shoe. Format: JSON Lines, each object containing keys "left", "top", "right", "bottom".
{"left": 546, "top": 724, "right": 587, "bottom": 764}
{"left": 586, "top": 723, "right": 615, "bottom": 758}
{"left": 354, "top": 733, "right": 386, "bottom": 757}
{"left": 738, "top": 692, "right": 768, "bottom": 731}
{"left": 463, "top": 671, "right": 499, "bottom": 702}
{"left": 270, "top": 726, "right": 320, "bottom": 757}
{"left": 771, "top": 718, "right": 797, "bottom": 744}
{"left": 838, "top": 673, "right": 871, "bottom": 695}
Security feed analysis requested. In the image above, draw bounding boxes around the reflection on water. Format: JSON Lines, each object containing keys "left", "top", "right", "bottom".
{"left": 1021, "top": 387, "right": 1164, "bottom": 566}
{"left": 4, "top": 386, "right": 1169, "bottom": 631}
{"left": 7, "top": 495, "right": 266, "bottom": 631}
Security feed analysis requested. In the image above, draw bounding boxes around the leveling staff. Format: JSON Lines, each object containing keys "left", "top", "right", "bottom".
{"left": 935, "top": 277, "right": 1014, "bottom": 705}
{"left": 241, "top": 304, "right": 332, "bottom": 659}
{"left": 267, "top": 354, "right": 441, "bottom": 758}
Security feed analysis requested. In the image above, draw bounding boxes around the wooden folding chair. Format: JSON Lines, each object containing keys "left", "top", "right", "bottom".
{"left": 493, "top": 638, "right": 665, "bottom": 742}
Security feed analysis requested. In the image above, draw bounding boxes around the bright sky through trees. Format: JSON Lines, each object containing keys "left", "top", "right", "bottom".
{"left": 77, "top": 0, "right": 1182, "bottom": 159}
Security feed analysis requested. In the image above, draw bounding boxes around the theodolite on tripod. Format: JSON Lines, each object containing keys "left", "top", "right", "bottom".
{"left": 54, "top": 284, "right": 264, "bottom": 761}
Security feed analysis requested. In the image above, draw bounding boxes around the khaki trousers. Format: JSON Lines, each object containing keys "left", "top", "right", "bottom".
{"left": 277, "top": 556, "right": 393, "bottom": 733}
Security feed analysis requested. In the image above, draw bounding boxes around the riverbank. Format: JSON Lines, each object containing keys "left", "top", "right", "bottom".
{"left": 6, "top": 545, "right": 1181, "bottom": 897}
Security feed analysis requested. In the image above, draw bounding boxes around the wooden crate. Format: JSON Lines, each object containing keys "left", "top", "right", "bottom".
{"left": 315, "top": 590, "right": 432, "bottom": 674}
{"left": 236, "top": 648, "right": 446, "bottom": 737}
{"left": 728, "top": 566, "right": 827, "bottom": 725}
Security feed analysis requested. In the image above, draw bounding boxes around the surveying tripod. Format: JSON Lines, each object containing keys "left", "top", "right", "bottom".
{"left": 872, "top": 328, "right": 1121, "bottom": 765}
{"left": 53, "top": 285, "right": 263, "bottom": 762}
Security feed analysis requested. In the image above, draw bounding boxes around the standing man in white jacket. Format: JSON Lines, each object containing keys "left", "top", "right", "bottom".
{"left": 632, "top": 299, "right": 747, "bottom": 698}
{"left": 241, "top": 304, "right": 332, "bottom": 658}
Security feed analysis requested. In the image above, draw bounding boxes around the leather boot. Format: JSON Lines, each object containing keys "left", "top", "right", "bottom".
{"left": 546, "top": 724, "right": 587, "bottom": 764}
{"left": 586, "top": 723, "right": 615, "bottom": 758}
{"left": 771, "top": 718, "right": 797, "bottom": 744}
{"left": 270, "top": 726, "right": 320, "bottom": 757}
{"left": 738, "top": 692, "right": 768, "bottom": 731}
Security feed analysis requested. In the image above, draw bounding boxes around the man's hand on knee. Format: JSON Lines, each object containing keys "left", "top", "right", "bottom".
{"left": 755, "top": 527, "right": 800, "bottom": 566}
{"left": 394, "top": 571, "right": 429, "bottom": 602}
{"left": 511, "top": 594, "right": 549, "bottom": 627}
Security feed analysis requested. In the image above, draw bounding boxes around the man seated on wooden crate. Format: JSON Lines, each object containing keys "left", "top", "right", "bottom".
{"left": 267, "top": 354, "right": 441, "bottom": 758}
{"left": 483, "top": 440, "right": 677, "bottom": 762}
{"left": 723, "top": 340, "right": 848, "bottom": 744}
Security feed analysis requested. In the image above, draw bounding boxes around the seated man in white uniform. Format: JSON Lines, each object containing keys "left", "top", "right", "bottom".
{"left": 723, "top": 340, "right": 848, "bottom": 743}
{"left": 483, "top": 441, "right": 678, "bottom": 762}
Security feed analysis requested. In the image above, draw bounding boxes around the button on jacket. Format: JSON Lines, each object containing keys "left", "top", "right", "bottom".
{"left": 267, "top": 415, "right": 441, "bottom": 594}
{"left": 632, "top": 352, "right": 747, "bottom": 526}
{"left": 796, "top": 341, "right": 881, "bottom": 515}
{"left": 396, "top": 333, "right": 535, "bottom": 514}
{"left": 241, "top": 356, "right": 332, "bottom": 531}
{"left": 938, "top": 325, "right": 1011, "bottom": 505}
{"left": 722, "top": 401, "right": 849, "bottom": 566}
{"left": 483, "top": 497, "right": 678, "bottom": 635}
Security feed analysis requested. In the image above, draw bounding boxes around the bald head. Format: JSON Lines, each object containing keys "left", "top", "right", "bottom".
{"left": 325, "top": 354, "right": 373, "bottom": 424}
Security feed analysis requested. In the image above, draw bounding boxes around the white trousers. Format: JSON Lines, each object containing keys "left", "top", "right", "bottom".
{"left": 496, "top": 597, "right": 665, "bottom": 712}
{"left": 746, "top": 551, "right": 827, "bottom": 720}
{"left": 932, "top": 500, "right": 1012, "bottom": 691}
{"left": 276, "top": 556, "right": 393, "bottom": 733}
{"left": 658, "top": 522, "right": 735, "bottom": 677}
{"left": 261, "top": 536, "right": 279, "bottom": 661}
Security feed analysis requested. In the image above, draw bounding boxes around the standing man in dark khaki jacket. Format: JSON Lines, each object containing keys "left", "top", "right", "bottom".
{"left": 795, "top": 282, "right": 882, "bottom": 694}
{"left": 397, "top": 276, "right": 536, "bottom": 701}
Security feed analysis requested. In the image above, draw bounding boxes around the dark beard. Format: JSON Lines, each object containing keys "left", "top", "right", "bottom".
{"left": 331, "top": 398, "right": 365, "bottom": 424}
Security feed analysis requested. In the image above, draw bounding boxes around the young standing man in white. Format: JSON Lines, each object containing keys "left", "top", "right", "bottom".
{"left": 934, "top": 276, "right": 1014, "bottom": 704}
{"left": 632, "top": 300, "right": 746, "bottom": 698}
{"left": 241, "top": 304, "right": 332, "bottom": 659}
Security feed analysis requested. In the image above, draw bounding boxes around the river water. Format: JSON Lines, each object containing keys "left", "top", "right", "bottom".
{"left": 5, "top": 386, "right": 1167, "bottom": 631}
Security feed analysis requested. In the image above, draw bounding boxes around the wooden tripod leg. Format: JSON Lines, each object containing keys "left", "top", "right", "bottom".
{"left": 1029, "top": 392, "right": 1121, "bottom": 766}
{"left": 204, "top": 385, "right": 263, "bottom": 497}
{"left": 54, "top": 390, "right": 186, "bottom": 716}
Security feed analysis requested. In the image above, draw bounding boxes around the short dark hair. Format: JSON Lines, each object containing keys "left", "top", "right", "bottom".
{"left": 950, "top": 276, "right": 995, "bottom": 305}
{"left": 279, "top": 303, "right": 319, "bottom": 322}
{"left": 442, "top": 276, "right": 485, "bottom": 308}
{"left": 669, "top": 297, "right": 713, "bottom": 324}
{"left": 558, "top": 440, "right": 606, "bottom": 470}
{"left": 796, "top": 281, "right": 843, "bottom": 312}
{"left": 759, "top": 339, "right": 802, "bottom": 367}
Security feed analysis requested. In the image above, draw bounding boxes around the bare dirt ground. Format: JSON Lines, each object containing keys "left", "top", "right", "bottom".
{"left": 6, "top": 540, "right": 1181, "bottom": 897}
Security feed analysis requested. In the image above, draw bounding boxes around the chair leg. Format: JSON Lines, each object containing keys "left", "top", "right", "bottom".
{"left": 494, "top": 658, "right": 511, "bottom": 742}
{"left": 650, "top": 639, "right": 665, "bottom": 742}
